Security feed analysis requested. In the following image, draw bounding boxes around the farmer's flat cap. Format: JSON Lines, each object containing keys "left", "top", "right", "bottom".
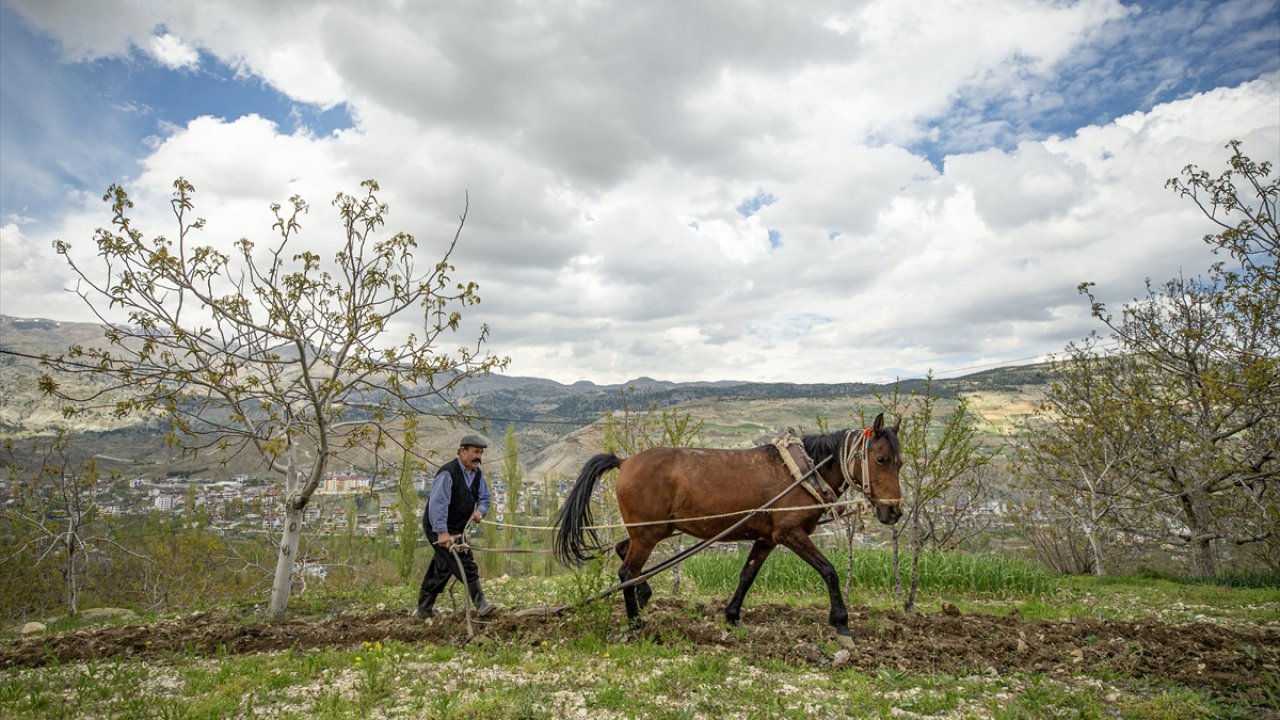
{"left": 459, "top": 434, "right": 489, "bottom": 448}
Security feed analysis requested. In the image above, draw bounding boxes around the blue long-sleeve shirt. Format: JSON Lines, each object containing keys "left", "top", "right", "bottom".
{"left": 426, "top": 465, "right": 490, "bottom": 534}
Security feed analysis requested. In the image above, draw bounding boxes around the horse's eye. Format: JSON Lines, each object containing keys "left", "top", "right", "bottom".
{"left": 876, "top": 456, "right": 888, "bottom": 466}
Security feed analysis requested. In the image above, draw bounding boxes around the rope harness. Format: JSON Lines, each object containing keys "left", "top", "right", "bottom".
{"left": 772, "top": 432, "right": 837, "bottom": 505}
{"left": 478, "top": 496, "right": 867, "bottom": 535}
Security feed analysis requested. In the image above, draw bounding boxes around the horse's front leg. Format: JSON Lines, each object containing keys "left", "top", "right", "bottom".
{"left": 780, "top": 530, "right": 851, "bottom": 641}
{"left": 724, "top": 539, "right": 775, "bottom": 625}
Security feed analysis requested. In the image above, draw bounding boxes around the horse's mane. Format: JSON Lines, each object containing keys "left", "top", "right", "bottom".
{"left": 800, "top": 430, "right": 847, "bottom": 465}
{"left": 800, "top": 427, "right": 901, "bottom": 464}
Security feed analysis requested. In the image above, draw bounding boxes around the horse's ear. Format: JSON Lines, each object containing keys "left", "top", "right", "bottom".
{"left": 891, "top": 416, "right": 901, "bottom": 434}
{"left": 872, "top": 412, "right": 885, "bottom": 434}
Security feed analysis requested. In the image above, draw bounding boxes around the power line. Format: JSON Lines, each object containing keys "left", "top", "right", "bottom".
{"left": 929, "top": 341, "right": 1124, "bottom": 378}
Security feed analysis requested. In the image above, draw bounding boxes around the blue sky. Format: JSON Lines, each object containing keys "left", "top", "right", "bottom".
{"left": 915, "top": 1, "right": 1280, "bottom": 165}
{"left": 0, "top": 4, "right": 352, "bottom": 221}
{"left": 1, "top": 0, "right": 1277, "bottom": 384}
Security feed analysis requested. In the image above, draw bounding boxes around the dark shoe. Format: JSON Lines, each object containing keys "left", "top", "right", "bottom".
{"left": 415, "top": 607, "right": 437, "bottom": 620}
{"left": 469, "top": 589, "right": 496, "bottom": 617}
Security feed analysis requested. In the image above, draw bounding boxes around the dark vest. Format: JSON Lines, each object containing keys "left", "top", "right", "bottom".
{"left": 422, "top": 458, "right": 482, "bottom": 536}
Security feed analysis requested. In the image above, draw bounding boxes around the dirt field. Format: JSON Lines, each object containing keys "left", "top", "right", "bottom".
{"left": 3, "top": 599, "right": 1275, "bottom": 704}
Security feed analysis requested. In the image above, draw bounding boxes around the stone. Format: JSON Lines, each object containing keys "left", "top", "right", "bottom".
{"left": 79, "top": 607, "right": 137, "bottom": 622}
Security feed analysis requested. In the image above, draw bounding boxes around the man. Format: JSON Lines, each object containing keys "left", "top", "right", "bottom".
{"left": 416, "top": 434, "right": 496, "bottom": 619}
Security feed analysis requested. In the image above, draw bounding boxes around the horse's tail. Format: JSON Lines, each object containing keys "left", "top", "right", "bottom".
{"left": 554, "top": 453, "right": 623, "bottom": 566}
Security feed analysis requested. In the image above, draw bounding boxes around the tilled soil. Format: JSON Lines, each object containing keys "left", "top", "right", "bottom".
{"left": 3, "top": 600, "right": 1276, "bottom": 703}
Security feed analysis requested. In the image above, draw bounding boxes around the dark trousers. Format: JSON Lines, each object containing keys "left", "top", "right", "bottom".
{"left": 417, "top": 541, "right": 481, "bottom": 612}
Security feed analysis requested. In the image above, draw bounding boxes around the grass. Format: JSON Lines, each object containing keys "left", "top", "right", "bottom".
{"left": 9, "top": 645, "right": 1256, "bottom": 719}
{"left": 2, "top": 562, "right": 1276, "bottom": 719}
{"left": 375, "top": 549, "right": 1274, "bottom": 629}
{"left": 1049, "top": 574, "right": 1280, "bottom": 625}
{"left": 684, "top": 546, "right": 1059, "bottom": 597}
{"left": 1, "top": 634, "right": 1263, "bottom": 719}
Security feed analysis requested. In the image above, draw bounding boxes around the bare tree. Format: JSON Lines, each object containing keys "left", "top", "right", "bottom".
{"left": 1, "top": 432, "right": 131, "bottom": 615}
{"left": 40, "top": 178, "right": 506, "bottom": 617}
{"left": 1066, "top": 141, "right": 1278, "bottom": 577}
{"left": 876, "top": 373, "right": 995, "bottom": 611}
{"left": 500, "top": 425, "right": 524, "bottom": 575}
{"left": 1073, "top": 276, "right": 1277, "bottom": 577}
{"left": 1015, "top": 335, "right": 1148, "bottom": 575}
{"left": 396, "top": 418, "right": 422, "bottom": 581}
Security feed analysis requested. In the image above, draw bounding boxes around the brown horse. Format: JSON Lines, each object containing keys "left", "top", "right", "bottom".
{"left": 554, "top": 413, "right": 903, "bottom": 641}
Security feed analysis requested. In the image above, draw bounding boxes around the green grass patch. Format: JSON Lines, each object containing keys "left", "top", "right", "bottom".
{"left": 684, "top": 547, "right": 1058, "bottom": 597}
{"left": 0, "top": 631, "right": 1256, "bottom": 720}
{"left": 1057, "top": 574, "right": 1280, "bottom": 624}
{"left": 3, "top": 570, "right": 1274, "bottom": 719}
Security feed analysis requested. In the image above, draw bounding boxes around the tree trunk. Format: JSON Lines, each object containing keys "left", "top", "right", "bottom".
{"left": 268, "top": 503, "right": 304, "bottom": 619}
{"left": 268, "top": 461, "right": 306, "bottom": 619}
{"left": 64, "top": 536, "right": 79, "bottom": 616}
{"left": 1181, "top": 488, "right": 1218, "bottom": 578}
{"left": 396, "top": 436, "right": 418, "bottom": 581}
{"left": 905, "top": 535, "right": 922, "bottom": 612}
{"left": 266, "top": 442, "right": 330, "bottom": 618}
{"left": 1191, "top": 538, "right": 1217, "bottom": 578}
{"left": 891, "top": 528, "right": 904, "bottom": 602}
{"left": 1084, "top": 523, "right": 1106, "bottom": 577}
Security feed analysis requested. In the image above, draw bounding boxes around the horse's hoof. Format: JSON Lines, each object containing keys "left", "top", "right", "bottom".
{"left": 836, "top": 633, "right": 856, "bottom": 650}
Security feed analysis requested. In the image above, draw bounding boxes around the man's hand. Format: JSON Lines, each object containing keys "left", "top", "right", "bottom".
{"left": 437, "top": 532, "right": 453, "bottom": 549}
{"left": 471, "top": 510, "right": 483, "bottom": 522}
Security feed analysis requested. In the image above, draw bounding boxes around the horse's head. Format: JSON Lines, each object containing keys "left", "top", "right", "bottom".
{"left": 861, "top": 412, "right": 903, "bottom": 525}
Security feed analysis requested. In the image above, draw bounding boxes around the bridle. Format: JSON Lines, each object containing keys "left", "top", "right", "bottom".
{"left": 838, "top": 427, "right": 903, "bottom": 507}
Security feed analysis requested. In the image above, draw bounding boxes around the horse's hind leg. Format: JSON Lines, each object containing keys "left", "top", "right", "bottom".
{"left": 724, "top": 539, "right": 775, "bottom": 626}
{"left": 780, "top": 529, "right": 851, "bottom": 639}
{"left": 615, "top": 538, "right": 652, "bottom": 610}
{"left": 618, "top": 533, "right": 658, "bottom": 628}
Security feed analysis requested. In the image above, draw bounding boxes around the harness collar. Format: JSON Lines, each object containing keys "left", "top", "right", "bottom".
{"left": 772, "top": 432, "right": 838, "bottom": 504}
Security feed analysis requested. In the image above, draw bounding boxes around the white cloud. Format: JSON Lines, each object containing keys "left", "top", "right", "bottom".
{"left": 0, "top": 221, "right": 97, "bottom": 321}
{"left": 148, "top": 32, "right": 199, "bottom": 70}
{"left": 1, "top": 1, "right": 1276, "bottom": 385}
{"left": 944, "top": 142, "right": 1090, "bottom": 229}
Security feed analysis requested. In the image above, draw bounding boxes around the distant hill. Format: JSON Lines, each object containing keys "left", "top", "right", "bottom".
{"left": 0, "top": 316, "right": 139, "bottom": 434}
{"left": 0, "top": 315, "right": 1052, "bottom": 479}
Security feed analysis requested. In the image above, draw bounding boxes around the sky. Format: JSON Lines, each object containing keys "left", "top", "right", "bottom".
{"left": 0, "top": 0, "right": 1277, "bottom": 386}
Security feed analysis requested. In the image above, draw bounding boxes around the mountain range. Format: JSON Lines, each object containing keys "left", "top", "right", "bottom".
{"left": 0, "top": 315, "right": 1052, "bottom": 480}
